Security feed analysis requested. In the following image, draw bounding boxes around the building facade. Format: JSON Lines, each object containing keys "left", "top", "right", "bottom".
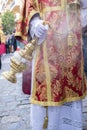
{"left": 0, "top": 0, "right": 21, "bottom": 21}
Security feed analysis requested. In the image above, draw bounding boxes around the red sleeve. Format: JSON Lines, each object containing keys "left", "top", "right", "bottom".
{"left": 15, "top": 0, "right": 39, "bottom": 44}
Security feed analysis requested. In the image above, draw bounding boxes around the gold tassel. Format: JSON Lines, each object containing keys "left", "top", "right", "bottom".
{"left": 43, "top": 106, "right": 48, "bottom": 129}
{"left": 68, "top": 33, "right": 73, "bottom": 47}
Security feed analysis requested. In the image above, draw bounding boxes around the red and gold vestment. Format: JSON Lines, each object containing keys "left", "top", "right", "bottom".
{"left": 15, "top": 0, "right": 87, "bottom": 106}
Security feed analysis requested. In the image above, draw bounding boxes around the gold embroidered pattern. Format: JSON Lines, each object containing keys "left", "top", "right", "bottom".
{"left": 30, "top": 0, "right": 87, "bottom": 106}
{"left": 64, "top": 87, "right": 79, "bottom": 97}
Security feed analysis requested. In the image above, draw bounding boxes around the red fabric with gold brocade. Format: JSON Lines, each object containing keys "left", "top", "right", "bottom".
{"left": 15, "top": 0, "right": 87, "bottom": 106}
{"left": 15, "top": 0, "right": 39, "bottom": 44}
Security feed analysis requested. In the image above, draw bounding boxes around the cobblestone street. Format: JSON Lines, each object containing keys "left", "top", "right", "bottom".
{"left": 0, "top": 53, "right": 87, "bottom": 130}
{"left": 83, "top": 98, "right": 87, "bottom": 130}
{"left": 0, "top": 54, "right": 31, "bottom": 130}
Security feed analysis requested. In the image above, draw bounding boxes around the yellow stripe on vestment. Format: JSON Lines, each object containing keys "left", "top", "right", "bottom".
{"left": 32, "top": 46, "right": 40, "bottom": 99}
{"left": 43, "top": 41, "right": 51, "bottom": 102}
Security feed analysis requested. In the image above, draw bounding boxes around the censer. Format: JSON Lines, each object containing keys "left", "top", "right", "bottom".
{"left": 2, "top": 38, "right": 38, "bottom": 83}
{"left": 2, "top": 20, "right": 49, "bottom": 83}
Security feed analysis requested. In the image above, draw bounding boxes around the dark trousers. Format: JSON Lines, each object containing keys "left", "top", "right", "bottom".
{"left": 5, "top": 44, "right": 10, "bottom": 54}
{"left": 82, "top": 34, "right": 87, "bottom": 76}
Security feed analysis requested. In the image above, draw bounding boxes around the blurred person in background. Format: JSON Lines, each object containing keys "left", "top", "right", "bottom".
{"left": 6, "top": 34, "right": 11, "bottom": 54}
{"left": 0, "top": 39, "right": 6, "bottom": 69}
{"left": 11, "top": 30, "right": 17, "bottom": 52}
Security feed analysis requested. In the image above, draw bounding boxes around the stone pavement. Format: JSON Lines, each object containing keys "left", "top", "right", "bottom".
{"left": 0, "top": 54, "right": 31, "bottom": 130}
{"left": 83, "top": 98, "right": 87, "bottom": 130}
{"left": 0, "top": 53, "right": 87, "bottom": 130}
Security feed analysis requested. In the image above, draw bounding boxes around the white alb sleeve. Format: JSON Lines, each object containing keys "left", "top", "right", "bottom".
{"left": 80, "top": 0, "right": 87, "bottom": 27}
